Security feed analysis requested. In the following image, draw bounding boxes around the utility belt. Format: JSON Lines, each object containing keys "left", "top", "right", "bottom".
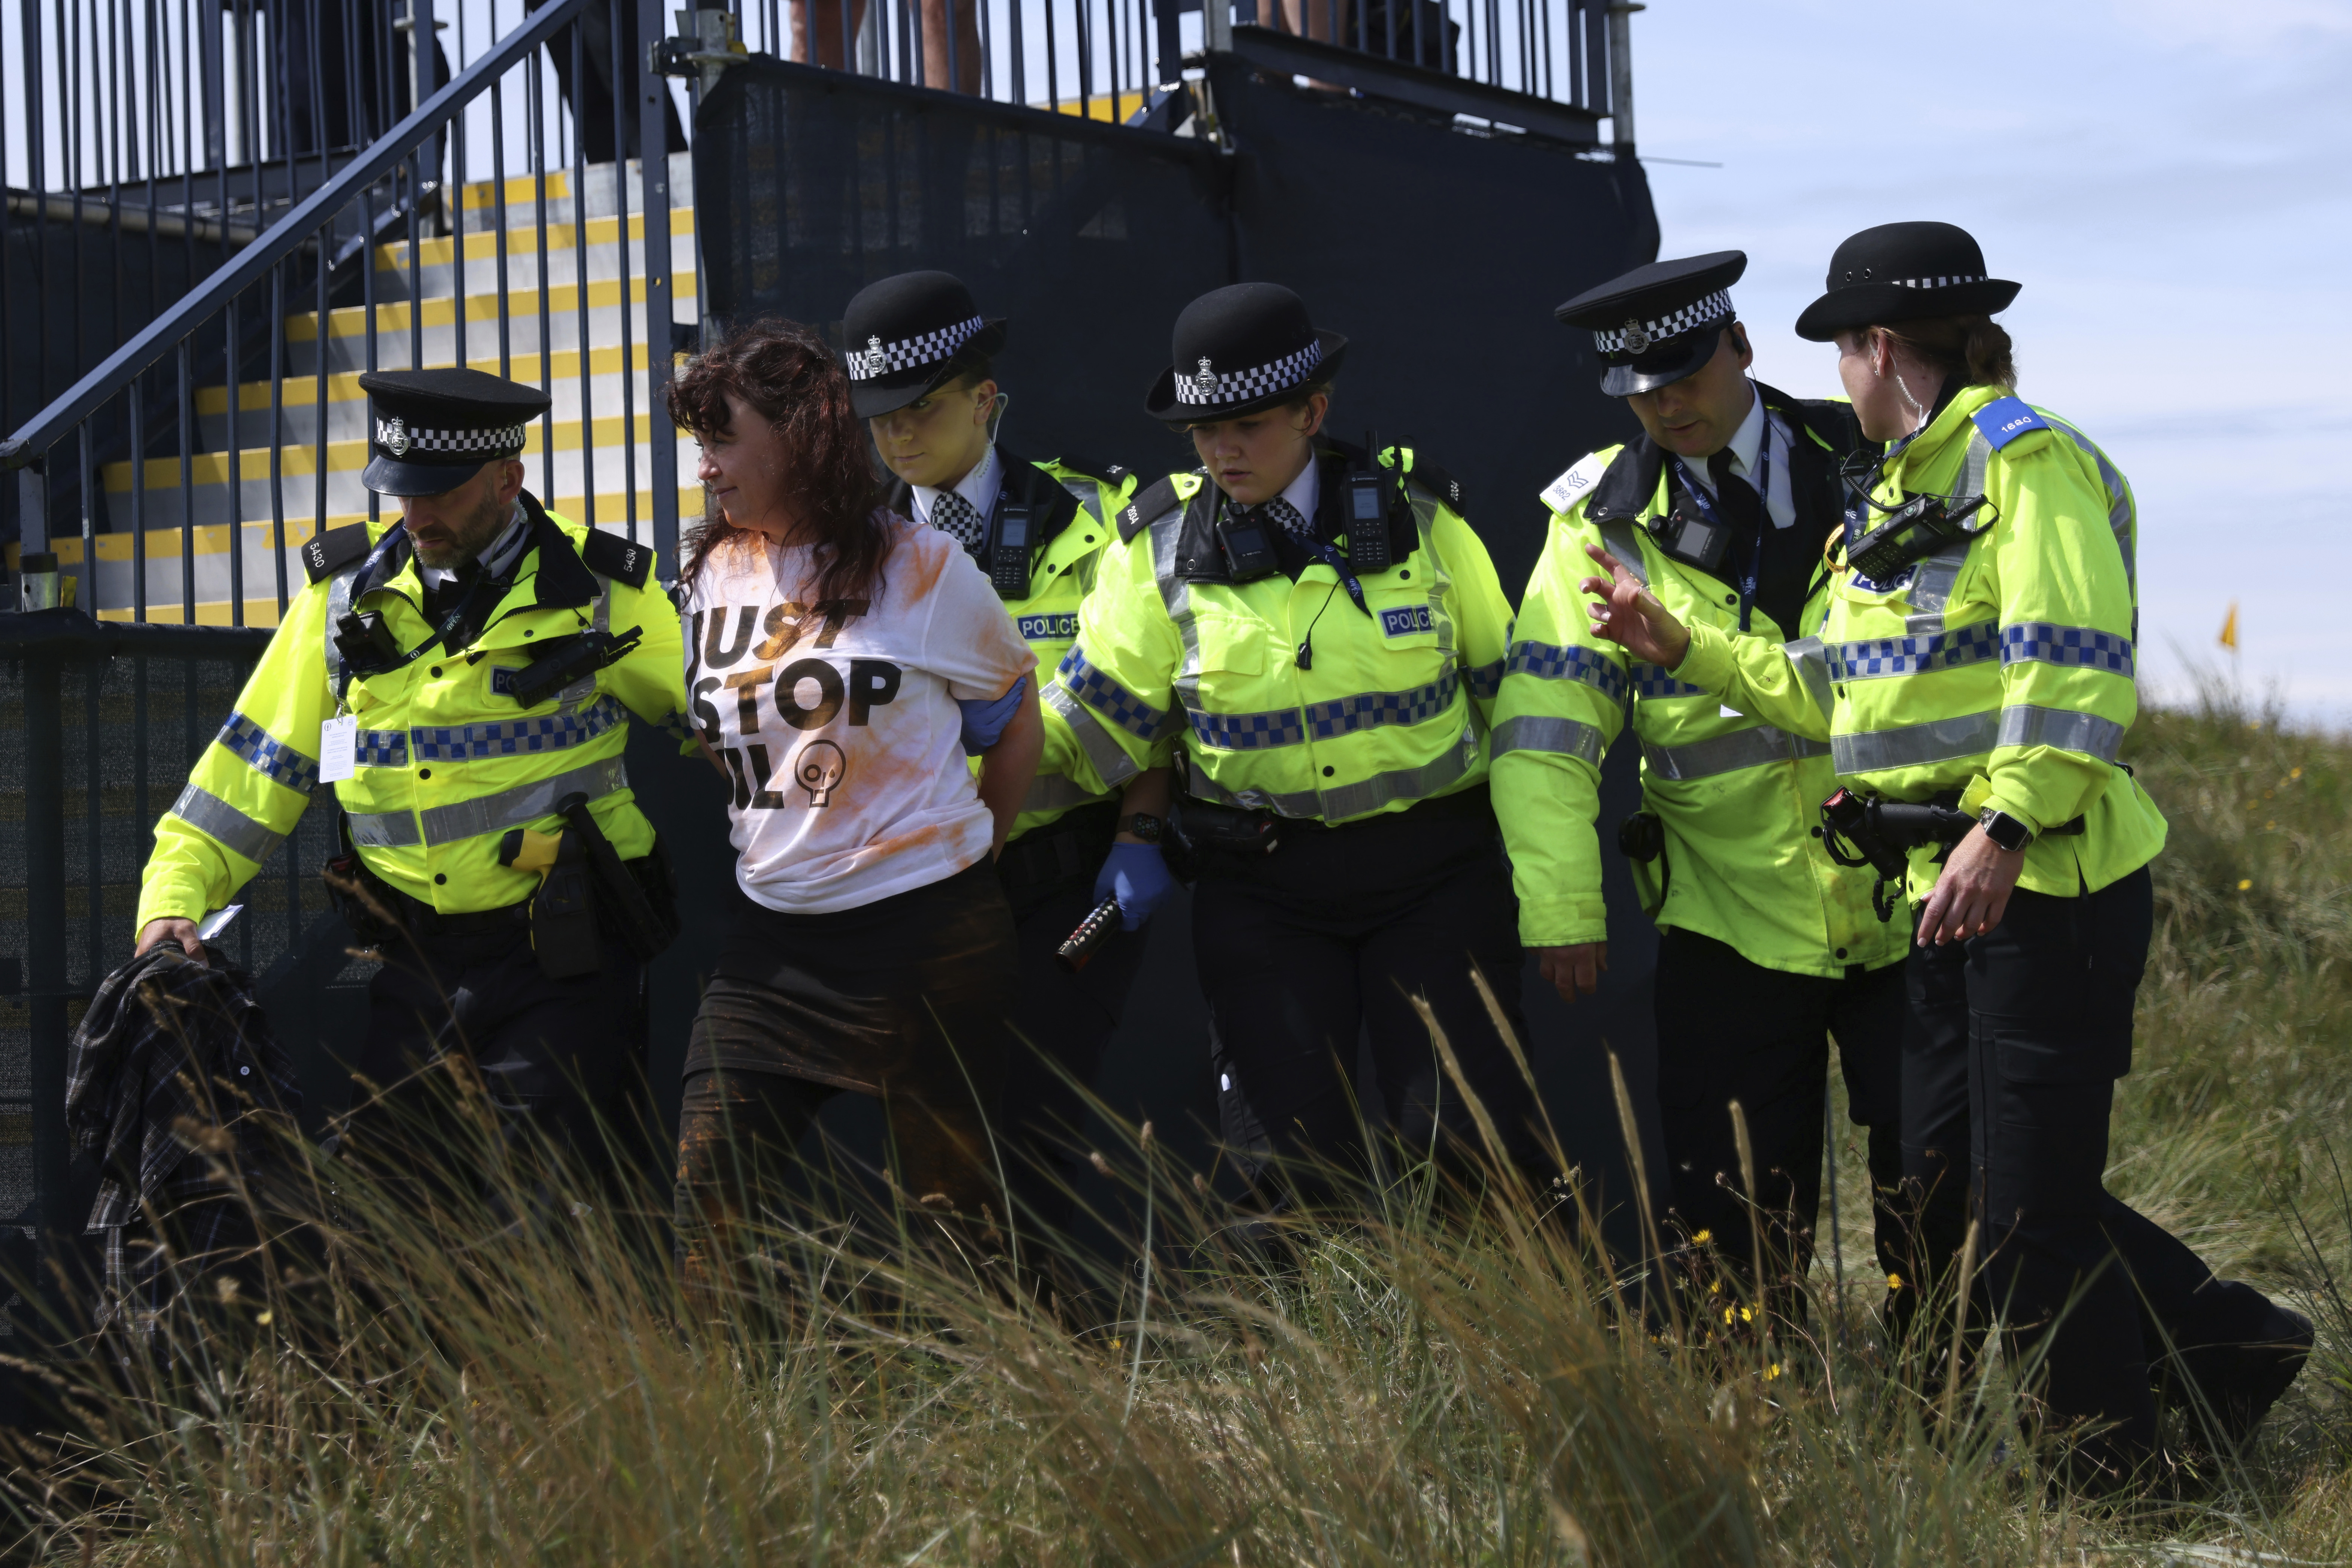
{"left": 997, "top": 800, "right": 1119, "bottom": 897}
{"left": 1819, "top": 787, "right": 2083, "bottom": 923}
{"left": 322, "top": 798, "right": 680, "bottom": 975}
{"left": 1166, "top": 783, "right": 1492, "bottom": 882}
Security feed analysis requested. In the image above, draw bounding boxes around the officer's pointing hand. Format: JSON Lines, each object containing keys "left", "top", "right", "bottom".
{"left": 1579, "top": 543, "right": 1692, "bottom": 670}
{"left": 1536, "top": 942, "right": 1606, "bottom": 1004}
{"left": 136, "top": 917, "right": 205, "bottom": 960}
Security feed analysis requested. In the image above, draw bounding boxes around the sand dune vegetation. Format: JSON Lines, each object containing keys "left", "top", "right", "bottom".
{"left": 6, "top": 681, "right": 2349, "bottom": 1567}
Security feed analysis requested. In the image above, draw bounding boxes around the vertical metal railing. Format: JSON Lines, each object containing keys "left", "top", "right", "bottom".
{"left": 722, "top": 0, "right": 1613, "bottom": 124}
{"left": 4, "top": 0, "right": 695, "bottom": 627}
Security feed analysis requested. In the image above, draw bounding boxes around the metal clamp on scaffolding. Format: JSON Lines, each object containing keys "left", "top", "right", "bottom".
{"left": 652, "top": 9, "right": 751, "bottom": 98}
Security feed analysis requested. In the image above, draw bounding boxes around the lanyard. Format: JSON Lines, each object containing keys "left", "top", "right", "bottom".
{"left": 1291, "top": 530, "right": 1370, "bottom": 618}
{"left": 1667, "top": 423, "right": 1774, "bottom": 631}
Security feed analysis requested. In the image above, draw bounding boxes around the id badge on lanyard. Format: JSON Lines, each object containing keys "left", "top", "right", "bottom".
{"left": 1667, "top": 429, "right": 1773, "bottom": 631}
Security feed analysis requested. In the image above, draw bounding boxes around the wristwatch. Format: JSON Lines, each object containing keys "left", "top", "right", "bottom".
{"left": 1978, "top": 807, "right": 2033, "bottom": 853}
{"left": 1118, "top": 812, "right": 1165, "bottom": 844}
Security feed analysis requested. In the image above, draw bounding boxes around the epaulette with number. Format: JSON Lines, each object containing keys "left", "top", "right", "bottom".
{"left": 300, "top": 522, "right": 372, "bottom": 584}
{"left": 578, "top": 527, "right": 654, "bottom": 589}
{"left": 1050, "top": 453, "right": 1133, "bottom": 487}
{"left": 1116, "top": 475, "right": 1187, "bottom": 543}
{"left": 1970, "top": 395, "right": 2051, "bottom": 453}
{"left": 1402, "top": 455, "right": 1467, "bottom": 511}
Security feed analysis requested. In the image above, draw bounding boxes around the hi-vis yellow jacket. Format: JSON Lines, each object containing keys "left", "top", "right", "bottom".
{"left": 136, "top": 495, "right": 690, "bottom": 929}
{"left": 1048, "top": 440, "right": 1512, "bottom": 824}
{"left": 1676, "top": 384, "right": 2165, "bottom": 902}
{"left": 1493, "top": 386, "right": 1906, "bottom": 976}
{"left": 892, "top": 448, "right": 1139, "bottom": 841}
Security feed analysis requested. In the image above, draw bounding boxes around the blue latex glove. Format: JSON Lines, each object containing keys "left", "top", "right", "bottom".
{"left": 1093, "top": 841, "right": 1175, "bottom": 932}
{"left": 957, "top": 673, "right": 1029, "bottom": 754}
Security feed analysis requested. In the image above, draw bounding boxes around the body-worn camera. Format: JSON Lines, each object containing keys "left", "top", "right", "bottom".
{"left": 1845, "top": 491, "right": 1990, "bottom": 583}
{"left": 1215, "top": 502, "right": 1281, "bottom": 581}
{"left": 1645, "top": 505, "right": 1729, "bottom": 574}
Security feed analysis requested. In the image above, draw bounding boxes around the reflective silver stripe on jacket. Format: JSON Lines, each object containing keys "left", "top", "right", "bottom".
{"left": 2039, "top": 414, "right": 2136, "bottom": 591}
{"left": 1187, "top": 733, "right": 1479, "bottom": 822}
{"left": 1830, "top": 710, "right": 2000, "bottom": 775}
{"left": 169, "top": 784, "right": 285, "bottom": 865}
{"left": 1903, "top": 428, "right": 1992, "bottom": 636}
{"left": 1783, "top": 637, "right": 1835, "bottom": 718}
{"left": 1491, "top": 714, "right": 1604, "bottom": 767}
{"left": 1023, "top": 770, "right": 1107, "bottom": 816}
{"left": 1044, "top": 676, "right": 1144, "bottom": 788}
{"left": 323, "top": 564, "right": 361, "bottom": 685}
{"left": 1996, "top": 703, "right": 2125, "bottom": 763}
{"left": 1641, "top": 724, "right": 1831, "bottom": 783}
{"left": 342, "top": 755, "right": 629, "bottom": 850}
{"left": 554, "top": 571, "right": 615, "bottom": 710}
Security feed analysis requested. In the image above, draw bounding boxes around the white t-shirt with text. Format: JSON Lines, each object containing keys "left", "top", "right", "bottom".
{"left": 681, "top": 513, "right": 1036, "bottom": 915}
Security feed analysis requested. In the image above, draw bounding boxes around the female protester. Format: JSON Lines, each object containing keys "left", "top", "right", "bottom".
{"left": 1580, "top": 222, "right": 2308, "bottom": 1484}
{"left": 841, "top": 269, "right": 1155, "bottom": 1253}
{"left": 1049, "top": 281, "right": 1538, "bottom": 1215}
{"left": 665, "top": 321, "right": 1043, "bottom": 1313}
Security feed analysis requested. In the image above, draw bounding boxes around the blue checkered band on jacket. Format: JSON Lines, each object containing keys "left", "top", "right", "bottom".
{"left": 2000, "top": 623, "right": 2133, "bottom": 676}
{"left": 1173, "top": 340, "right": 1324, "bottom": 407}
{"left": 216, "top": 712, "right": 320, "bottom": 794}
{"left": 1303, "top": 672, "right": 1460, "bottom": 739}
{"left": 1630, "top": 662, "right": 1710, "bottom": 700}
{"left": 1828, "top": 622, "right": 2002, "bottom": 682}
{"left": 407, "top": 696, "right": 626, "bottom": 762}
{"left": 1465, "top": 658, "right": 1506, "bottom": 701}
{"left": 1058, "top": 646, "right": 1170, "bottom": 741}
{"left": 1189, "top": 705, "right": 1309, "bottom": 751}
{"left": 1592, "top": 290, "right": 1733, "bottom": 356}
{"left": 1506, "top": 640, "right": 1628, "bottom": 703}
{"left": 355, "top": 728, "right": 410, "bottom": 768}
{"left": 843, "top": 314, "right": 986, "bottom": 381}
{"left": 375, "top": 417, "right": 527, "bottom": 456}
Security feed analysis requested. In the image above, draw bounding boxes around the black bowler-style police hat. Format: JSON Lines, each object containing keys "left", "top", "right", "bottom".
{"left": 358, "top": 368, "right": 551, "bottom": 496}
{"left": 1145, "top": 283, "right": 1348, "bottom": 424}
{"left": 840, "top": 271, "right": 1008, "bottom": 419}
{"left": 1554, "top": 251, "right": 1747, "bottom": 397}
{"left": 1794, "top": 221, "right": 2021, "bottom": 342}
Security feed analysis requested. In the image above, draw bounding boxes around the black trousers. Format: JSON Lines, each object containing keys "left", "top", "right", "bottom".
{"left": 997, "top": 815, "right": 1152, "bottom": 1240}
{"left": 1193, "top": 788, "right": 1539, "bottom": 1208}
{"left": 344, "top": 921, "right": 646, "bottom": 1185}
{"left": 1905, "top": 867, "right": 2283, "bottom": 1467}
{"left": 1652, "top": 927, "right": 1908, "bottom": 1306}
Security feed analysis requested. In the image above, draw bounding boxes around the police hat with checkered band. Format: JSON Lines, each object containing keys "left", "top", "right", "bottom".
{"left": 1555, "top": 251, "right": 1747, "bottom": 397}
{"left": 1144, "top": 282, "right": 1349, "bottom": 424}
{"left": 357, "top": 368, "right": 551, "bottom": 496}
{"left": 1793, "top": 221, "right": 2020, "bottom": 342}
{"left": 840, "top": 270, "right": 1009, "bottom": 419}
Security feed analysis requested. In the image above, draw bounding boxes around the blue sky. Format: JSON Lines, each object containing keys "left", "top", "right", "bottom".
{"left": 1629, "top": 0, "right": 2352, "bottom": 726}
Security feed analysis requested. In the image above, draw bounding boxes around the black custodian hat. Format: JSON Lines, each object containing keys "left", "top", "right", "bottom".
{"left": 840, "top": 271, "right": 1008, "bottom": 419}
{"left": 1145, "top": 282, "right": 1347, "bottom": 423}
{"left": 1555, "top": 251, "right": 1746, "bottom": 397}
{"left": 1794, "top": 221, "right": 2020, "bottom": 342}
{"left": 359, "top": 368, "right": 551, "bottom": 496}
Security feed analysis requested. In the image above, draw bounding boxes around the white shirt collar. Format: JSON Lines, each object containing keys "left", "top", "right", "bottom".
{"left": 1275, "top": 451, "right": 1320, "bottom": 525}
{"left": 419, "top": 500, "right": 530, "bottom": 589}
{"left": 1679, "top": 381, "right": 1795, "bottom": 530}
{"left": 911, "top": 443, "right": 1001, "bottom": 527}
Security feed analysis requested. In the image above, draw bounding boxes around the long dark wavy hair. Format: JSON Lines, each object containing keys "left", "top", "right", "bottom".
{"left": 666, "top": 319, "right": 888, "bottom": 606}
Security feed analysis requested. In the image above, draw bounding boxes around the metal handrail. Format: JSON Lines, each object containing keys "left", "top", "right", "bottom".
{"left": 0, "top": 0, "right": 591, "bottom": 471}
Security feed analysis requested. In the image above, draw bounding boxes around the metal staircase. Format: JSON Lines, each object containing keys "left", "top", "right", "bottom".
{"left": 81, "top": 158, "right": 700, "bottom": 625}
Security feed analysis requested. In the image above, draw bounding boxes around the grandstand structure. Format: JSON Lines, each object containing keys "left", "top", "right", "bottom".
{"left": 0, "top": 0, "right": 1658, "bottom": 1350}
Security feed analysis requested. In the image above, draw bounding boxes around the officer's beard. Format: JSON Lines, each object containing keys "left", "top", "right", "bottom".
{"left": 411, "top": 484, "right": 514, "bottom": 572}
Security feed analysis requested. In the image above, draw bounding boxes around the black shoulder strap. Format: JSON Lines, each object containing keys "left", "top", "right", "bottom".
{"left": 1048, "top": 452, "right": 1133, "bottom": 488}
{"left": 1402, "top": 455, "right": 1467, "bottom": 511}
{"left": 1116, "top": 475, "right": 1186, "bottom": 543}
{"left": 578, "top": 526, "right": 654, "bottom": 589}
{"left": 301, "top": 522, "right": 372, "bottom": 584}
{"left": 1584, "top": 437, "right": 1667, "bottom": 526}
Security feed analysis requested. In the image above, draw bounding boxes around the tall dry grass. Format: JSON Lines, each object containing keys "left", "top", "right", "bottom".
{"left": 9, "top": 683, "right": 2351, "bottom": 1566}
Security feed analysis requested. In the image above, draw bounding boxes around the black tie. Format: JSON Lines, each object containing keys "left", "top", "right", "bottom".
{"left": 1707, "top": 448, "right": 1766, "bottom": 535}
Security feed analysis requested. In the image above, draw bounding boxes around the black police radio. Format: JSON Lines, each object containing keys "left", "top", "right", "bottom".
{"left": 1844, "top": 489, "right": 1991, "bottom": 582}
{"left": 1343, "top": 430, "right": 1395, "bottom": 576}
{"left": 989, "top": 502, "right": 1033, "bottom": 598}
